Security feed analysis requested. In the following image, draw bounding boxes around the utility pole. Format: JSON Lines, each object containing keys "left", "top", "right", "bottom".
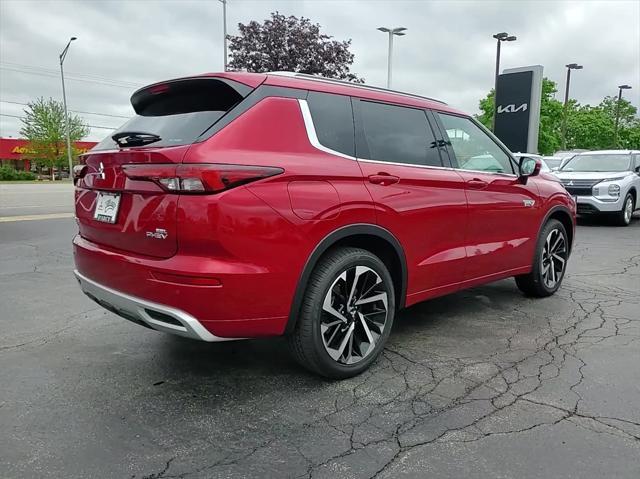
{"left": 377, "top": 27, "right": 407, "bottom": 89}
{"left": 561, "top": 63, "right": 583, "bottom": 149}
{"left": 614, "top": 84, "right": 632, "bottom": 147}
{"left": 492, "top": 32, "right": 516, "bottom": 132}
{"left": 219, "top": 0, "right": 228, "bottom": 71}
{"left": 59, "top": 36, "right": 77, "bottom": 181}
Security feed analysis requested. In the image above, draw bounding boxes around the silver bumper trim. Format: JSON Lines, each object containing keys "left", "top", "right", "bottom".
{"left": 74, "top": 270, "right": 238, "bottom": 342}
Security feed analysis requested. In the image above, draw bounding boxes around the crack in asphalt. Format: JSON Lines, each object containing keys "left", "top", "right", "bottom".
{"left": 3, "top": 221, "right": 638, "bottom": 478}
{"left": 157, "top": 245, "right": 639, "bottom": 479}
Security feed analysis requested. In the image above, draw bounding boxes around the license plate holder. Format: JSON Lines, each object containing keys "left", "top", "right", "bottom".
{"left": 93, "top": 192, "right": 121, "bottom": 224}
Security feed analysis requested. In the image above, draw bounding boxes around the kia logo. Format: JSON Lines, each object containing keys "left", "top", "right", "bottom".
{"left": 497, "top": 103, "right": 528, "bottom": 114}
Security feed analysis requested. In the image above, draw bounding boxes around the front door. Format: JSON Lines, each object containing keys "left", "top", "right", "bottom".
{"left": 434, "top": 112, "right": 541, "bottom": 281}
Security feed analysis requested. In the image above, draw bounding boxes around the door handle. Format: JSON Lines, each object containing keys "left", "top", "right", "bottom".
{"left": 467, "top": 178, "right": 489, "bottom": 190}
{"left": 368, "top": 173, "right": 400, "bottom": 186}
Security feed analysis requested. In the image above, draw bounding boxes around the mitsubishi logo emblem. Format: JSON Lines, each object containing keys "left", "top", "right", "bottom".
{"left": 567, "top": 180, "right": 573, "bottom": 186}
{"left": 98, "top": 162, "right": 105, "bottom": 180}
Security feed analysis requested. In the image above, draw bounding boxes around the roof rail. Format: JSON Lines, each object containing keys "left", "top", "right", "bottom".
{"left": 267, "top": 71, "right": 447, "bottom": 105}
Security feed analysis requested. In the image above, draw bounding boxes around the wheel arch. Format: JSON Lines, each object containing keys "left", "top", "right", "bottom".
{"left": 627, "top": 186, "right": 637, "bottom": 208}
{"left": 285, "top": 224, "right": 407, "bottom": 334}
{"left": 544, "top": 205, "right": 575, "bottom": 254}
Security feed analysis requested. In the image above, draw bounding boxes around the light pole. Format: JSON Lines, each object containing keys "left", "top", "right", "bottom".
{"left": 377, "top": 27, "right": 406, "bottom": 89}
{"left": 614, "top": 84, "right": 632, "bottom": 147}
{"left": 561, "top": 63, "right": 583, "bottom": 149}
{"left": 492, "top": 32, "right": 516, "bottom": 131}
{"left": 219, "top": 0, "right": 227, "bottom": 71}
{"left": 59, "top": 36, "right": 77, "bottom": 181}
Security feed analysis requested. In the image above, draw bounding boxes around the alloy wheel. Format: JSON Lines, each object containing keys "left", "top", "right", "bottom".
{"left": 321, "top": 265, "right": 389, "bottom": 365}
{"left": 624, "top": 197, "right": 633, "bottom": 224}
{"left": 541, "top": 228, "right": 567, "bottom": 289}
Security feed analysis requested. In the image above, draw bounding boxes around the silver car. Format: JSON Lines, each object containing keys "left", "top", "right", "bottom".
{"left": 556, "top": 150, "right": 640, "bottom": 226}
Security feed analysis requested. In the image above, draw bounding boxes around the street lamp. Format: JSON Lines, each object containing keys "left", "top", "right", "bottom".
{"left": 218, "top": 0, "right": 227, "bottom": 71}
{"left": 492, "top": 32, "right": 517, "bottom": 131}
{"left": 59, "top": 36, "right": 77, "bottom": 181}
{"left": 614, "top": 84, "right": 632, "bottom": 147}
{"left": 377, "top": 27, "right": 407, "bottom": 89}
{"left": 561, "top": 63, "right": 583, "bottom": 149}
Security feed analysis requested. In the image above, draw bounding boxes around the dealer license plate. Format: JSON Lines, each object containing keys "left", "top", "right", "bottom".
{"left": 93, "top": 192, "right": 121, "bottom": 224}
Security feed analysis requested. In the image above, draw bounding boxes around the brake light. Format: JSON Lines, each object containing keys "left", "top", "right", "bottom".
{"left": 122, "top": 164, "right": 283, "bottom": 194}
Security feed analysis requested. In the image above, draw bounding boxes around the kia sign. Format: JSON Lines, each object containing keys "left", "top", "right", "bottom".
{"left": 494, "top": 65, "right": 543, "bottom": 154}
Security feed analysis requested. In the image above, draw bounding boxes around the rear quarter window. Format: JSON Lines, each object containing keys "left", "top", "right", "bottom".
{"left": 306, "top": 91, "right": 355, "bottom": 157}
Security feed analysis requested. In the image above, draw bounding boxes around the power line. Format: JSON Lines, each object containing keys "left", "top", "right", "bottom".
{"left": 0, "top": 100, "right": 130, "bottom": 119}
{"left": 0, "top": 113, "right": 117, "bottom": 130}
{"left": 1, "top": 61, "right": 142, "bottom": 87}
{"left": 0, "top": 66, "right": 141, "bottom": 89}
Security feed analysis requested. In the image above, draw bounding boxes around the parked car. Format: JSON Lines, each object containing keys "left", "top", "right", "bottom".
{"left": 73, "top": 72, "right": 576, "bottom": 378}
{"left": 556, "top": 150, "right": 640, "bottom": 226}
{"left": 512, "top": 153, "right": 551, "bottom": 172}
{"left": 542, "top": 156, "right": 564, "bottom": 170}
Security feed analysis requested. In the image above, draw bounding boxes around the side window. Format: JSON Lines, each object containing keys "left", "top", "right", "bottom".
{"left": 356, "top": 100, "right": 442, "bottom": 167}
{"left": 634, "top": 154, "right": 640, "bottom": 172}
{"left": 437, "top": 113, "right": 515, "bottom": 174}
{"left": 306, "top": 91, "right": 355, "bottom": 157}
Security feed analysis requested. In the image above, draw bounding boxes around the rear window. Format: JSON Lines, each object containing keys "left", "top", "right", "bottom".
{"left": 94, "top": 78, "right": 251, "bottom": 150}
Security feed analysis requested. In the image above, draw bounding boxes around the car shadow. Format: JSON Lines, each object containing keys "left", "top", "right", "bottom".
{"left": 153, "top": 279, "right": 526, "bottom": 382}
{"left": 577, "top": 212, "right": 640, "bottom": 227}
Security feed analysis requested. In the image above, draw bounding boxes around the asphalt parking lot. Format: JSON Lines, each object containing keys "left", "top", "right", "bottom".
{"left": 1, "top": 184, "right": 639, "bottom": 478}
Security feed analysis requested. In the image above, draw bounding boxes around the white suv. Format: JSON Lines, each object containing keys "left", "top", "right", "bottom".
{"left": 556, "top": 150, "right": 640, "bottom": 226}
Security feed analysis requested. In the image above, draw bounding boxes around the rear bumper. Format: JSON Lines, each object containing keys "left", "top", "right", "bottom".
{"left": 75, "top": 270, "right": 234, "bottom": 341}
{"left": 73, "top": 234, "right": 290, "bottom": 338}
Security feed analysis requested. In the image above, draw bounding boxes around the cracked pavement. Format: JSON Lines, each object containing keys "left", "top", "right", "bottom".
{"left": 1, "top": 214, "right": 639, "bottom": 478}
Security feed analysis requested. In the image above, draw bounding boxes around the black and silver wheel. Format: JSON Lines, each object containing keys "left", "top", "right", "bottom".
{"left": 615, "top": 193, "right": 634, "bottom": 226}
{"left": 287, "top": 247, "right": 395, "bottom": 379}
{"left": 515, "top": 219, "right": 569, "bottom": 297}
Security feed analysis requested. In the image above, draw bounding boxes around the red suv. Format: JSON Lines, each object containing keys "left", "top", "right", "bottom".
{"left": 73, "top": 72, "right": 576, "bottom": 378}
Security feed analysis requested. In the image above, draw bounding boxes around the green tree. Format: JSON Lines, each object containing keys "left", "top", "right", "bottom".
{"left": 475, "top": 78, "right": 564, "bottom": 155}
{"left": 19, "top": 97, "right": 90, "bottom": 180}
{"left": 228, "top": 12, "right": 364, "bottom": 82}
{"left": 565, "top": 97, "right": 640, "bottom": 150}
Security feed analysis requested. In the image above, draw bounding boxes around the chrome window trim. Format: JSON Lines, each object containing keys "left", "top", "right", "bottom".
{"left": 357, "top": 158, "right": 453, "bottom": 172}
{"left": 297, "top": 99, "right": 357, "bottom": 160}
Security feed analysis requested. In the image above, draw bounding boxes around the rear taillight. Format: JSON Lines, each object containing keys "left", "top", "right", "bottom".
{"left": 122, "top": 164, "right": 283, "bottom": 194}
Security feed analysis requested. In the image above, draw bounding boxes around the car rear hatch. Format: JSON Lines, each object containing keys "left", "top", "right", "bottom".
{"left": 75, "top": 76, "right": 259, "bottom": 258}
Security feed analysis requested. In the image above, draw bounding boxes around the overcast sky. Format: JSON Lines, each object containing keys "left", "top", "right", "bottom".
{"left": 1, "top": 0, "right": 639, "bottom": 141}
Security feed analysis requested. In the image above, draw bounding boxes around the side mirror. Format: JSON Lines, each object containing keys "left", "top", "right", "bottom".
{"left": 518, "top": 157, "right": 541, "bottom": 183}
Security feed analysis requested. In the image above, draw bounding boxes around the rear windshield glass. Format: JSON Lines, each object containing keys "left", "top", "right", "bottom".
{"left": 94, "top": 78, "right": 250, "bottom": 150}
{"left": 561, "top": 154, "right": 631, "bottom": 172}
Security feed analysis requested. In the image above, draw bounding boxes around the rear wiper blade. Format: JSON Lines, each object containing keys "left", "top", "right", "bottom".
{"left": 112, "top": 131, "right": 161, "bottom": 147}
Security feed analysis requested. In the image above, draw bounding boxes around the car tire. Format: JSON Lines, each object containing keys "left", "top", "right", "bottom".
{"left": 615, "top": 193, "right": 634, "bottom": 226}
{"left": 287, "top": 247, "right": 395, "bottom": 379}
{"left": 515, "top": 219, "right": 569, "bottom": 297}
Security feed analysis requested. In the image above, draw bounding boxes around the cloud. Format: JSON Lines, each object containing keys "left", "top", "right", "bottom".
{"left": 1, "top": 0, "right": 638, "bottom": 142}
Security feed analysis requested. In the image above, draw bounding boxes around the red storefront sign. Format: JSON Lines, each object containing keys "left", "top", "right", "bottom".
{"left": 0, "top": 138, "right": 98, "bottom": 160}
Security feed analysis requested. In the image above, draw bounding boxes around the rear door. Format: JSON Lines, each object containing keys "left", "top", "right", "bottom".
{"left": 433, "top": 112, "right": 541, "bottom": 280}
{"left": 353, "top": 99, "right": 468, "bottom": 298}
{"left": 75, "top": 77, "right": 254, "bottom": 258}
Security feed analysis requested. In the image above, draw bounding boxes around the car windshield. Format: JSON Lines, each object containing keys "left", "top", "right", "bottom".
{"left": 543, "top": 157, "right": 562, "bottom": 169}
{"left": 561, "top": 154, "right": 630, "bottom": 172}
